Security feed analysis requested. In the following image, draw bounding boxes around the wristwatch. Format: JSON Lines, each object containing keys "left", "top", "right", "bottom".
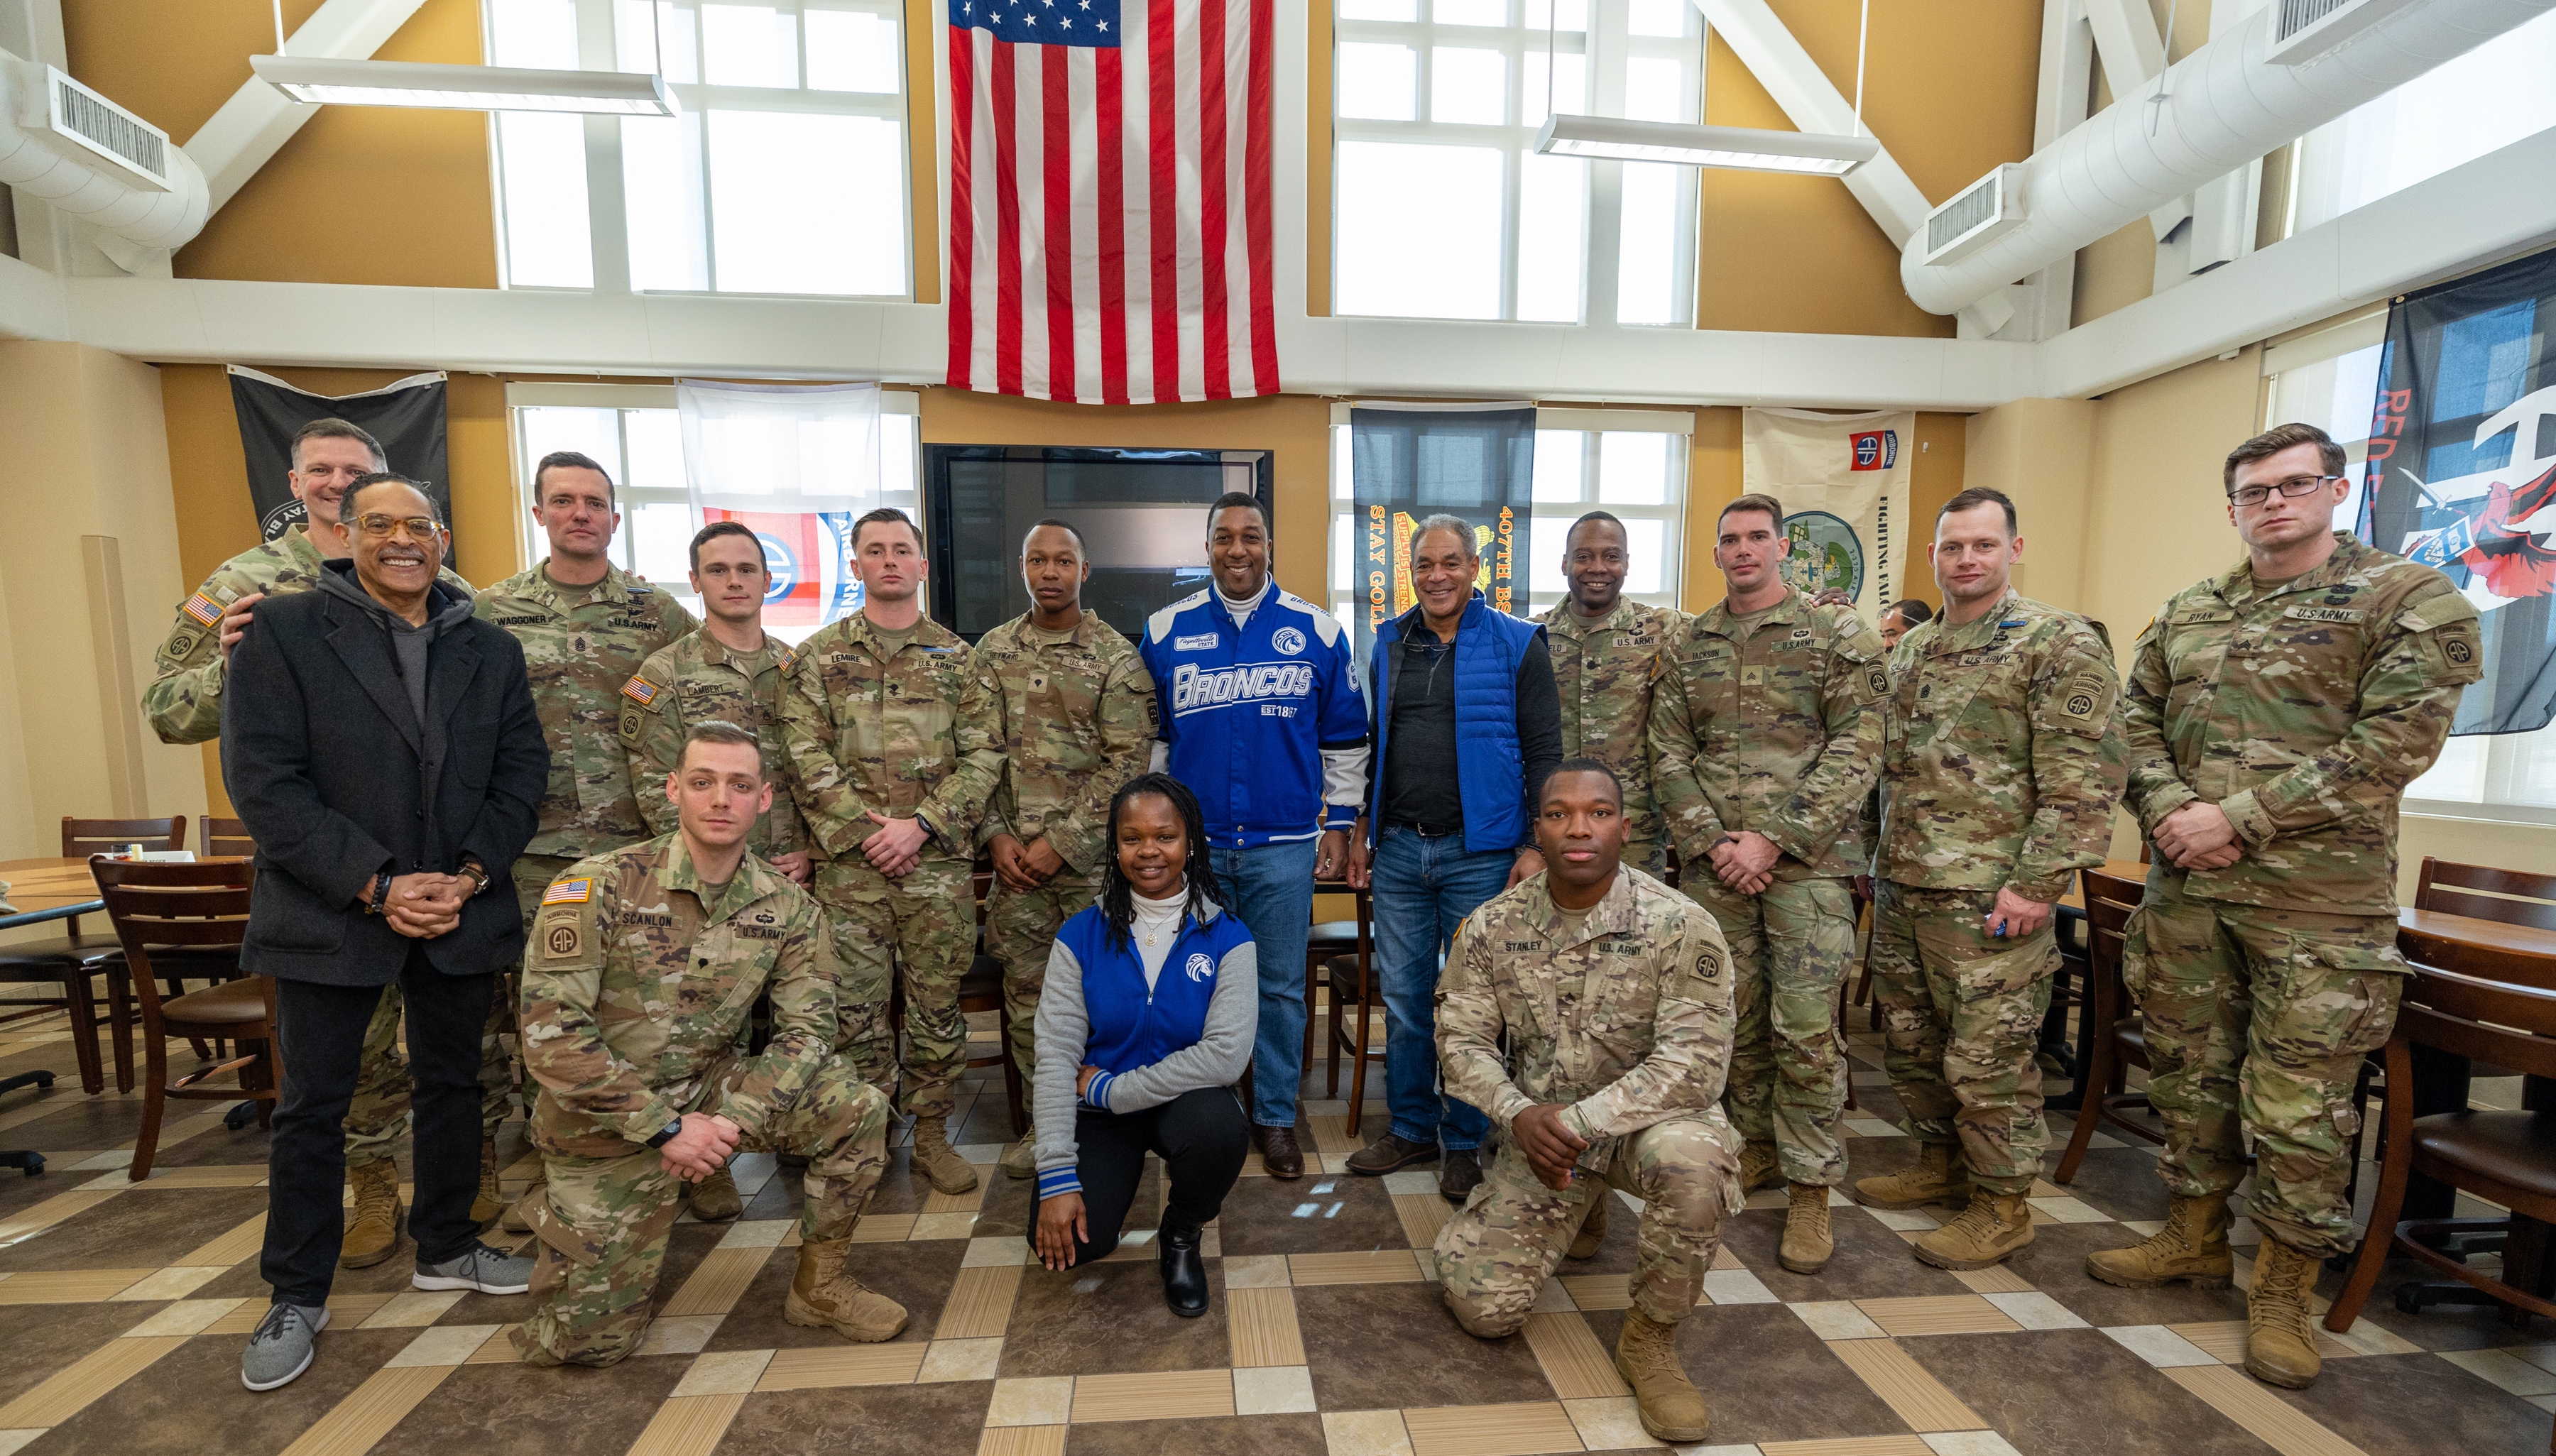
{"left": 458, "top": 862, "right": 491, "bottom": 897}
{"left": 365, "top": 874, "right": 391, "bottom": 917}
{"left": 645, "top": 1117, "right": 684, "bottom": 1149}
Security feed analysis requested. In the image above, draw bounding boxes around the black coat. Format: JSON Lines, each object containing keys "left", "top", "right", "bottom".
{"left": 220, "top": 576, "right": 549, "bottom": 986}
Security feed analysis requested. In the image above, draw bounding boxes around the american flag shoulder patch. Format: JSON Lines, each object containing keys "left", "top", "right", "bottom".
{"left": 775, "top": 644, "right": 798, "bottom": 672}
{"left": 182, "top": 593, "right": 222, "bottom": 626}
{"left": 621, "top": 677, "right": 660, "bottom": 706}
{"left": 542, "top": 878, "right": 594, "bottom": 905}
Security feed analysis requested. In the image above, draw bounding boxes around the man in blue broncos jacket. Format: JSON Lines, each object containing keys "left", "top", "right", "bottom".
{"left": 1346, "top": 515, "right": 1563, "bottom": 1200}
{"left": 1139, "top": 492, "right": 1371, "bottom": 1180}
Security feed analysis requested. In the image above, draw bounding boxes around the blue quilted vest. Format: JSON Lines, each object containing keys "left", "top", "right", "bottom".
{"left": 1368, "top": 592, "right": 1542, "bottom": 853}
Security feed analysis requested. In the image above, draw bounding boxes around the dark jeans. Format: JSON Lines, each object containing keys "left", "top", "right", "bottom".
{"left": 1042, "top": 1086, "right": 1249, "bottom": 1266}
{"left": 261, "top": 947, "right": 493, "bottom": 1306}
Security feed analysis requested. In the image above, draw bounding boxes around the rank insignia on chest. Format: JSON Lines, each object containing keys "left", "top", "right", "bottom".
{"left": 542, "top": 878, "right": 594, "bottom": 905}
{"left": 621, "top": 677, "right": 660, "bottom": 706}
{"left": 1741, "top": 666, "right": 1765, "bottom": 686}
{"left": 1028, "top": 673, "right": 1049, "bottom": 693}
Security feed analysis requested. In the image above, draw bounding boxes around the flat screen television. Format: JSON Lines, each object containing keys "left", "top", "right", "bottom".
{"left": 925, "top": 444, "right": 1276, "bottom": 642}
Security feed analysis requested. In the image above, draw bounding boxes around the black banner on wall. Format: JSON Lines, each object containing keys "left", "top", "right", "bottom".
{"left": 228, "top": 366, "right": 451, "bottom": 541}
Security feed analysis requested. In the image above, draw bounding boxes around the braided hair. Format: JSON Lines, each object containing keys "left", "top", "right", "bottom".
{"left": 1097, "top": 773, "right": 1223, "bottom": 952}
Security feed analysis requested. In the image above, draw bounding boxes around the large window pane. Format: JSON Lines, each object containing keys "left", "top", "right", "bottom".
{"left": 1521, "top": 0, "right": 1585, "bottom": 31}
{"left": 1519, "top": 50, "right": 1585, "bottom": 128}
{"left": 498, "top": 114, "right": 594, "bottom": 288}
{"left": 1531, "top": 429, "right": 1584, "bottom": 502}
{"left": 1598, "top": 432, "right": 1669, "bottom": 505}
{"left": 627, "top": 502, "right": 700, "bottom": 586}
{"left": 622, "top": 410, "right": 687, "bottom": 492}
{"left": 707, "top": 109, "right": 905, "bottom": 295}
{"left": 702, "top": 4, "right": 800, "bottom": 87}
{"left": 1618, "top": 517, "right": 1665, "bottom": 591}
{"left": 623, "top": 114, "right": 710, "bottom": 292}
{"left": 1615, "top": 162, "right": 1682, "bottom": 325}
{"left": 616, "top": 1, "right": 699, "bottom": 80}
{"left": 1336, "top": 141, "right": 1504, "bottom": 319}
{"left": 1338, "top": 43, "right": 1419, "bottom": 121}
{"left": 1433, "top": 0, "right": 1506, "bottom": 24}
{"left": 805, "top": 9, "right": 900, "bottom": 92}
{"left": 1340, "top": 0, "right": 1418, "bottom": 18}
{"left": 1624, "top": 0, "right": 1686, "bottom": 38}
{"left": 2293, "top": 11, "right": 2556, "bottom": 231}
{"left": 1431, "top": 48, "right": 1506, "bottom": 125}
{"left": 1516, "top": 154, "right": 1585, "bottom": 322}
{"left": 490, "top": 0, "right": 580, "bottom": 67}
{"left": 520, "top": 407, "right": 625, "bottom": 482}
{"left": 1623, "top": 55, "right": 1688, "bottom": 123}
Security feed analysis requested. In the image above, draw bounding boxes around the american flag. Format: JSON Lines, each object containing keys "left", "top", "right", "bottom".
{"left": 945, "top": 0, "right": 1279, "bottom": 404}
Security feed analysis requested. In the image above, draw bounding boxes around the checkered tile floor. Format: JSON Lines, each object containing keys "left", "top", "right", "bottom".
{"left": 0, "top": 1011, "right": 2549, "bottom": 1456}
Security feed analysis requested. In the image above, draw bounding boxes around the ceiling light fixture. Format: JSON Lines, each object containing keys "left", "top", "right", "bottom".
{"left": 248, "top": 55, "right": 678, "bottom": 116}
{"left": 1532, "top": 115, "right": 1878, "bottom": 175}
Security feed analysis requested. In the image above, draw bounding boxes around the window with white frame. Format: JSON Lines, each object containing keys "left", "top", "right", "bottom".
{"left": 1325, "top": 407, "right": 1687, "bottom": 637}
{"left": 2263, "top": 336, "right": 2556, "bottom": 821}
{"left": 1331, "top": 0, "right": 1700, "bottom": 325}
{"left": 487, "top": 0, "right": 910, "bottom": 298}
{"left": 508, "top": 385, "right": 922, "bottom": 645}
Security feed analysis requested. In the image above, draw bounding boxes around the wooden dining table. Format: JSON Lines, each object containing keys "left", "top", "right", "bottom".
{"left": 0, "top": 856, "right": 109, "bottom": 932}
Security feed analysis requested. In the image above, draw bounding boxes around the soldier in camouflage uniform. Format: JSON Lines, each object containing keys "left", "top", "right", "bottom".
{"left": 513, "top": 723, "right": 901, "bottom": 1367}
{"left": 975, "top": 520, "right": 1157, "bottom": 1178}
{"left": 2087, "top": 425, "right": 2481, "bottom": 1391}
{"left": 1854, "top": 487, "right": 2125, "bottom": 1274}
{"left": 139, "top": 418, "right": 496, "bottom": 1265}
{"left": 779, "top": 508, "right": 1004, "bottom": 1196}
{"left": 1649, "top": 494, "right": 1884, "bottom": 1276}
{"left": 1536, "top": 511, "right": 1684, "bottom": 874}
{"left": 479, "top": 451, "right": 698, "bottom": 1231}
{"left": 1433, "top": 760, "right": 1738, "bottom": 1446}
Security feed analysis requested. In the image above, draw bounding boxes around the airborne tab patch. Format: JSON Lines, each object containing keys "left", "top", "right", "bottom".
{"left": 542, "top": 878, "right": 594, "bottom": 905}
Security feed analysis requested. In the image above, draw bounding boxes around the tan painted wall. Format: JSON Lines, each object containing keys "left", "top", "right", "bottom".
{"left": 1963, "top": 396, "right": 2097, "bottom": 613}
{"left": 0, "top": 342, "right": 209, "bottom": 859}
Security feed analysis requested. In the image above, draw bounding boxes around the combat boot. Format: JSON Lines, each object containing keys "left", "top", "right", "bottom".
{"left": 1000, "top": 1122, "right": 1037, "bottom": 1179}
{"left": 785, "top": 1236, "right": 910, "bottom": 1342}
{"left": 1568, "top": 1193, "right": 1608, "bottom": 1259}
{"left": 910, "top": 1115, "right": 978, "bottom": 1195}
{"left": 469, "top": 1143, "right": 503, "bottom": 1226}
{"left": 2086, "top": 1195, "right": 2233, "bottom": 1289}
{"left": 503, "top": 1179, "right": 547, "bottom": 1235}
{"left": 1612, "top": 1308, "right": 1710, "bottom": 1443}
{"left": 687, "top": 1165, "right": 743, "bottom": 1222}
{"left": 1780, "top": 1183, "right": 1833, "bottom": 1274}
{"left": 2243, "top": 1237, "right": 2325, "bottom": 1389}
{"left": 1737, "top": 1139, "right": 1781, "bottom": 1194}
{"left": 1914, "top": 1188, "right": 2035, "bottom": 1271}
{"left": 339, "top": 1157, "right": 403, "bottom": 1269}
{"left": 1852, "top": 1141, "right": 1970, "bottom": 1210}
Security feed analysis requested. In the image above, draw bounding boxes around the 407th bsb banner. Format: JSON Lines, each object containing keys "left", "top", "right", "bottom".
{"left": 946, "top": 0, "right": 1279, "bottom": 404}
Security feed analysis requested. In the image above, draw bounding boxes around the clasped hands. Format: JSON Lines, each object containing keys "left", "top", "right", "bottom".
{"left": 1708, "top": 829, "right": 1783, "bottom": 895}
{"left": 859, "top": 811, "right": 933, "bottom": 877}
{"left": 2152, "top": 800, "right": 2244, "bottom": 871}
{"left": 381, "top": 871, "right": 469, "bottom": 939}
{"left": 989, "top": 832, "right": 1069, "bottom": 892}
{"left": 658, "top": 1112, "right": 743, "bottom": 1183}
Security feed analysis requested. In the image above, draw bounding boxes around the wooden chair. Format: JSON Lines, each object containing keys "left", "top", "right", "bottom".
{"left": 1306, "top": 880, "right": 1372, "bottom": 1082}
{"left": 2415, "top": 857, "right": 2556, "bottom": 932}
{"left": 94, "top": 858, "right": 275, "bottom": 1183}
{"left": 0, "top": 816, "right": 190, "bottom": 1095}
{"left": 2053, "top": 867, "right": 2166, "bottom": 1181}
{"left": 200, "top": 817, "right": 256, "bottom": 860}
{"left": 2326, "top": 965, "right": 2556, "bottom": 1337}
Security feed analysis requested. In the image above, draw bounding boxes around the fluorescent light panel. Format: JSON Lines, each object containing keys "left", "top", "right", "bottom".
{"left": 1533, "top": 114, "right": 1877, "bottom": 175}
{"left": 249, "top": 55, "right": 677, "bottom": 116}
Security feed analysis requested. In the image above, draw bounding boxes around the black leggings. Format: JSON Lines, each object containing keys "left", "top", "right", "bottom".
{"left": 1045, "top": 1085, "right": 1249, "bottom": 1265}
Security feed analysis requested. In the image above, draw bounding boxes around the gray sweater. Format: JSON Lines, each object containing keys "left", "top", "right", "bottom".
{"left": 1031, "top": 896, "right": 1259, "bottom": 1193}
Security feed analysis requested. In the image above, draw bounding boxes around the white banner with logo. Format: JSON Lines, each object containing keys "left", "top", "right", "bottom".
{"left": 1741, "top": 407, "right": 1916, "bottom": 619}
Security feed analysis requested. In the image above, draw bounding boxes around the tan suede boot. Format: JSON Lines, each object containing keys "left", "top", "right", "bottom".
{"left": 1852, "top": 1141, "right": 1971, "bottom": 1210}
{"left": 1779, "top": 1183, "right": 1833, "bottom": 1275}
{"left": 1737, "top": 1139, "right": 1781, "bottom": 1194}
{"left": 339, "top": 1157, "right": 403, "bottom": 1269}
{"left": 469, "top": 1142, "right": 503, "bottom": 1226}
{"left": 1568, "top": 1193, "right": 1608, "bottom": 1260}
{"left": 2086, "top": 1195, "right": 2234, "bottom": 1289}
{"left": 910, "top": 1115, "right": 978, "bottom": 1195}
{"left": 786, "top": 1236, "right": 910, "bottom": 1342}
{"left": 2244, "top": 1237, "right": 2325, "bottom": 1389}
{"left": 687, "top": 1165, "right": 744, "bottom": 1222}
{"left": 1612, "top": 1308, "right": 1710, "bottom": 1443}
{"left": 502, "top": 1178, "right": 546, "bottom": 1235}
{"left": 1914, "top": 1188, "right": 2035, "bottom": 1271}
{"left": 1000, "top": 1123, "right": 1037, "bottom": 1180}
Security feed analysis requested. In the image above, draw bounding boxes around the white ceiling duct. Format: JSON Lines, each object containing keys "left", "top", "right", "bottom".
{"left": 1, "top": 48, "right": 209, "bottom": 271}
{"left": 1899, "top": 0, "right": 2556, "bottom": 317}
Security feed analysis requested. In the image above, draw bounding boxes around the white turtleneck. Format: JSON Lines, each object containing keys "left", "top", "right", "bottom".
{"left": 1218, "top": 578, "right": 1270, "bottom": 630}
{"left": 1130, "top": 885, "right": 1188, "bottom": 991}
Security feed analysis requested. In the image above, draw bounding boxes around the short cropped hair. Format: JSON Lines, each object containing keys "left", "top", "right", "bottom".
{"left": 1410, "top": 513, "right": 1478, "bottom": 560}
{"left": 850, "top": 506, "right": 922, "bottom": 552}
{"left": 689, "top": 520, "right": 767, "bottom": 572}
{"left": 1938, "top": 486, "right": 2018, "bottom": 537}
{"left": 1022, "top": 516, "right": 1086, "bottom": 555}
{"left": 533, "top": 450, "right": 616, "bottom": 508}
{"left": 1543, "top": 757, "right": 1624, "bottom": 807}
{"left": 2225, "top": 422, "right": 2347, "bottom": 491}
{"left": 678, "top": 720, "right": 764, "bottom": 777}
{"left": 1205, "top": 491, "right": 1267, "bottom": 536}
{"left": 1717, "top": 493, "right": 1787, "bottom": 531}
{"left": 342, "top": 471, "right": 442, "bottom": 528}
{"left": 291, "top": 417, "right": 386, "bottom": 472}
{"left": 1887, "top": 598, "right": 1933, "bottom": 626}
{"left": 1566, "top": 510, "right": 1627, "bottom": 547}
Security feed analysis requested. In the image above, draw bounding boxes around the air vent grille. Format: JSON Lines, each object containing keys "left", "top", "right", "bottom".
{"left": 2276, "top": 0, "right": 2355, "bottom": 43}
{"left": 53, "top": 78, "right": 167, "bottom": 181}
{"left": 1928, "top": 175, "right": 2001, "bottom": 256}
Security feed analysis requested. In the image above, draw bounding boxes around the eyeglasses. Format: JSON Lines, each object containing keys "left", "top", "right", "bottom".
{"left": 354, "top": 514, "right": 441, "bottom": 541}
{"left": 2227, "top": 474, "right": 2342, "bottom": 508}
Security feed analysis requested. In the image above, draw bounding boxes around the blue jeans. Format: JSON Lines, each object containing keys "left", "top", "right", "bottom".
{"left": 1371, "top": 826, "right": 1509, "bottom": 1153}
{"left": 1211, "top": 838, "right": 1321, "bottom": 1128}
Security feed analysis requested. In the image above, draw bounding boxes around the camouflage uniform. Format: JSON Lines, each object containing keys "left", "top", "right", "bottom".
{"left": 1648, "top": 589, "right": 1884, "bottom": 1188}
{"left": 511, "top": 835, "right": 888, "bottom": 1367}
{"left": 137, "top": 523, "right": 493, "bottom": 1156}
{"left": 478, "top": 560, "right": 699, "bottom": 1129}
{"left": 1873, "top": 589, "right": 2126, "bottom": 1193}
{"left": 973, "top": 611, "right": 1157, "bottom": 1083}
{"left": 1536, "top": 599, "right": 1686, "bottom": 872}
{"left": 621, "top": 630, "right": 809, "bottom": 859}
{"left": 778, "top": 613, "right": 1004, "bottom": 1118}
{"left": 1432, "top": 867, "right": 1742, "bottom": 1335}
{"left": 2123, "top": 533, "right": 2479, "bottom": 1256}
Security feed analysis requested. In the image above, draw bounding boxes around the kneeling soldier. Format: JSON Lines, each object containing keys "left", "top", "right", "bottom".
{"left": 1433, "top": 759, "right": 1741, "bottom": 1445}
{"left": 514, "top": 722, "right": 902, "bottom": 1367}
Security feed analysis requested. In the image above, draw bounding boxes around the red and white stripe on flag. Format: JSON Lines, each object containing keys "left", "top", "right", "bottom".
{"left": 945, "top": 0, "right": 1278, "bottom": 405}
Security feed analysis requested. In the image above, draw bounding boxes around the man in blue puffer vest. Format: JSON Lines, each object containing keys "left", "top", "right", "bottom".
{"left": 1345, "top": 515, "right": 1563, "bottom": 1200}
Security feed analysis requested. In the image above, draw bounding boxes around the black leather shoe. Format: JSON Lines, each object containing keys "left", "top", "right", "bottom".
{"left": 1256, "top": 1124, "right": 1305, "bottom": 1181}
{"left": 1159, "top": 1218, "right": 1209, "bottom": 1318}
{"left": 1345, "top": 1134, "right": 1438, "bottom": 1176}
{"left": 1438, "top": 1149, "right": 1483, "bottom": 1202}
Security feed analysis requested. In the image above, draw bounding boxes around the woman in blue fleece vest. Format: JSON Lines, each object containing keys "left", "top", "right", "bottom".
{"left": 1030, "top": 774, "right": 1258, "bottom": 1315}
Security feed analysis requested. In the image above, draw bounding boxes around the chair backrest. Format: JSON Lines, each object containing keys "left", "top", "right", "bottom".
{"left": 94, "top": 858, "right": 253, "bottom": 1019}
{"left": 2394, "top": 963, "right": 2556, "bottom": 1084}
{"left": 2080, "top": 867, "right": 2144, "bottom": 1027}
{"left": 63, "top": 816, "right": 185, "bottom": 858}
{"left": 2415, "top": 856, "right": 2556, "bottom": 932}
{"left": 200, "top": 816, "right": 255, "bottom": 859}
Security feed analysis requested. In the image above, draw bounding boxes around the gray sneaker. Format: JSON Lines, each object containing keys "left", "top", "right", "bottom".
{"left": 241, "top": 1301, "right": 329, "bottom": 1391}
{"left": 414, "top": 1241, "right": 536, "bottom": 1295}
